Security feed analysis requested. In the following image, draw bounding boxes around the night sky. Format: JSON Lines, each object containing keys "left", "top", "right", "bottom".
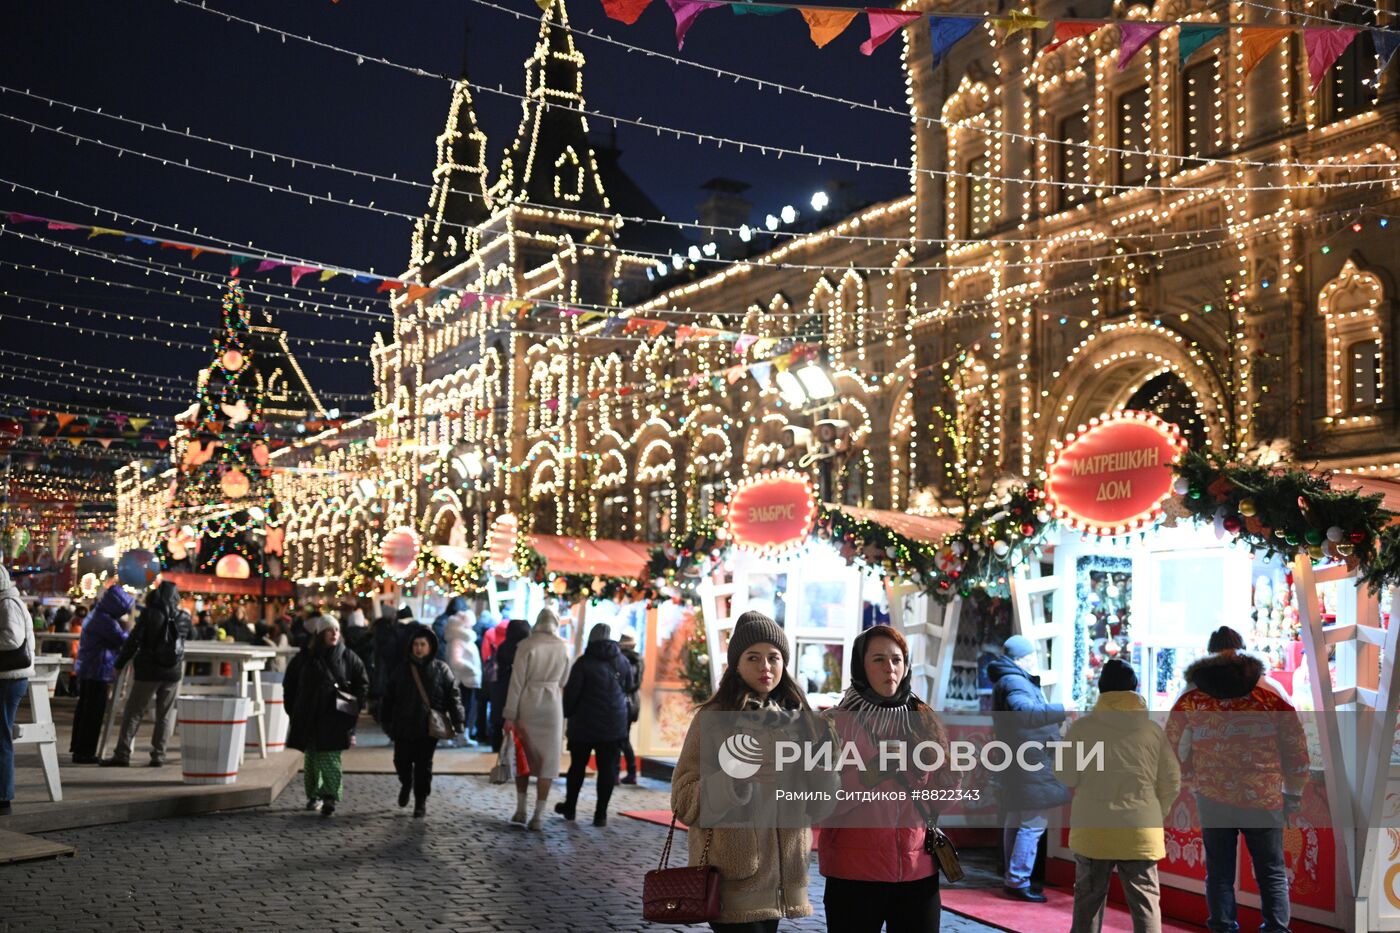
{"left": 0, "top": 0, "right": 910, "bottom": 434}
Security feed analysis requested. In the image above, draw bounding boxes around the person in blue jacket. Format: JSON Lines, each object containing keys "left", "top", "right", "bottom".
{"left": 989, "top": 634, "right": 1071, "bottom": 902}
{"left": 71, "top": 584, "right": 135, "bottom": 763}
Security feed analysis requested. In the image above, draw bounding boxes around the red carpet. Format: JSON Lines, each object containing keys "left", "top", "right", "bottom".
{"left": 940, "top": 885, "right": 1205, "bottom": 933}
{"left": 620, "top": 809, "right": 683, "bottom": 829}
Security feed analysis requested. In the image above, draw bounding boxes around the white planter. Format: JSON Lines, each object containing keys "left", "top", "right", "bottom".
{"left": 247, "top": 672, "right": 288, "bottom": 753}
{"left": 177, "top": 695, "right": 250, "bottom": 785}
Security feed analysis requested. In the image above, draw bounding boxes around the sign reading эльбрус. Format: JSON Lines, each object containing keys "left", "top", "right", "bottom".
{"left": 1043, "top": 410, "right": 1187, "bottom": 536}
{"left": 727, "top": 469, "right": 818, "bottom": 557}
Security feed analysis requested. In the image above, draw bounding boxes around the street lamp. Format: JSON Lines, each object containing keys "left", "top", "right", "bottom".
{"left": 776, "top": 363, "right": 837, "bottom": 408}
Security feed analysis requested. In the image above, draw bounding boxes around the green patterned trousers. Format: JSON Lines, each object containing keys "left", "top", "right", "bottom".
{"left": 303, "top": 750, "right": 344, "bottom": 801}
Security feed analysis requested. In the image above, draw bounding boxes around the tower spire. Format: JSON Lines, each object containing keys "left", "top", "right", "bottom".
{"left": 411, "top": 20, "right": 491, "bottom": 277}
{"left": 493, "top": 0, "right": 609, "bottom": 213}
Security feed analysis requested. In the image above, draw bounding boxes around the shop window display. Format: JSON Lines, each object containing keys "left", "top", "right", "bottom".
{"left": 1073, "top": 556, "right": 1133, "bottom": 707}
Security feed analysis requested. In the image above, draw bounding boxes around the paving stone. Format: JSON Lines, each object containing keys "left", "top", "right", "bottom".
{"left": 6, "top": 772, "right": 1005, "bottom": 932}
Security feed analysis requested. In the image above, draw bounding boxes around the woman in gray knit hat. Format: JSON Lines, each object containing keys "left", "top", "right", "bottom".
{"left": 670, "top": 611, "right": 825, "bottom": 931}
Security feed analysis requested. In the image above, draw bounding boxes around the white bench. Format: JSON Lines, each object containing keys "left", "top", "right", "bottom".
{"left": 13, "top": 655, "right": 62, "bottom": 802}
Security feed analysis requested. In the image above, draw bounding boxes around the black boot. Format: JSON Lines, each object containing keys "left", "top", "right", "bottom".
{"left": 554, "top": 800, "right": 576, "bottom": 821}
{"left": 321, "top": 797, "right": 337, "bottom": 818}
{"left": 398, "top": 784, "right": 411, "bottom": 808}
{"left": 413, "top": 799, "right": 426, "bottom": 819}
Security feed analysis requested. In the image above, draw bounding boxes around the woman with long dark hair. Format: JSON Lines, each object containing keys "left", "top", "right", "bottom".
{"left": 489, "top": 617, "right": 531, "bottom": 752}
{"left": 819, "top": 624, "right": 957, "bottom": 932}
{"left": 671, "top": 611, "right": 826, "bottom": 933}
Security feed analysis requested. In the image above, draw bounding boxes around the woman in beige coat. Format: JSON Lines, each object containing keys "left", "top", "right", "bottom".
{"left": 672, "top": 611, "right": 832, "bottom": 932}
{"left": 503, "top": 607, "right": 571, "bottom": 830}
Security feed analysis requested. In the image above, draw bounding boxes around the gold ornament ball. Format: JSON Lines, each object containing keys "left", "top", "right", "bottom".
{"left": 1238, "top": 499, "right": 1257, "bottom": 517}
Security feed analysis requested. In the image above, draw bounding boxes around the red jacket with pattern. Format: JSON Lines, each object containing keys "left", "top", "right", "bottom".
{"left": 1164, "top": 652, "right": 1309, "bottom": 811}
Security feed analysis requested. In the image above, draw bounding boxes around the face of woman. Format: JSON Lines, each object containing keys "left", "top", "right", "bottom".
{"left": 862, "top": 636, "right": 906, "bottom": 698}
{"left": 321, "top": 627, "right": 340, "bottom": 647}
{"left": 737, "top": 642, "right": 783, "bottom": 696}
{"left": 411, "top": 636, "right": 432, "bottom": 659}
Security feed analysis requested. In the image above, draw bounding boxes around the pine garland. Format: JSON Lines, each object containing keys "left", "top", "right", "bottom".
{"left": 1172, "top": 450, "right": 1400, "bottom": 591}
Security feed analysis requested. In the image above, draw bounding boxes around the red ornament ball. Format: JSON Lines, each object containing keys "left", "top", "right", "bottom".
{"left": 1348, "top": 530, "right": 1368, "bottom": 545}
{"left": 1223, "top": 515, "right": 1243, "bottom": 534}
{"left": 1020, "top": 522, "right": 1036, "bottom": 536}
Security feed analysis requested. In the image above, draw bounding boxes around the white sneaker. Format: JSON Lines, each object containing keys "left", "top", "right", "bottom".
{"left": 511, "top": 805, "right": 527, "bottom": 824}
{"left": 527, "top": 814, "right": 543, "bottom": 831}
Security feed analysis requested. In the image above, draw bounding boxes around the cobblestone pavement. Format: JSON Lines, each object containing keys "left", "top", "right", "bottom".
{"left": 5, "top": 772, "right": 1004, "bottom": 933}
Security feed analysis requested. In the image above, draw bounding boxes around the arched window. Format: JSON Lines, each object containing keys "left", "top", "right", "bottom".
{"left": 1319, "top": 260, "right": 1387, "bottom": 420}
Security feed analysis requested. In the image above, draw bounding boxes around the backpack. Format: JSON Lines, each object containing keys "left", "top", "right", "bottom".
{"left": 144, "top": 608, "right": 185, "bottom": 668}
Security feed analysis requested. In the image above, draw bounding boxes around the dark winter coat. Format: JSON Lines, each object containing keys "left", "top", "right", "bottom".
{"left": 988, "top": 654, "right": 1072, "bottom": 811}
{"left": 380, "top": 625, "right": 465, "bottom": 742}
{"left": 115, "top": 581, "right": 194, "bottom": 683}
{"left": 76, "top": 586, "right": 134, "bottom": 684}
{"left": 431, "top": 597, "right": 468, "bottom": 662}
{"left": 284, "top": 639, "right": 369, "bottom": 752}
{"left": 563, "top": 639, "right": 633, "bottom": 745}
{"left": 620, "top": 645, "right": 644, "bottom": 723}
{"left": 370, "top": 616, "right": 412, "bottom": 698}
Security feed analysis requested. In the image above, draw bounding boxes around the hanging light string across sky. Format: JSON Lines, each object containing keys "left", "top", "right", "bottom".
{"left": 6, "top": 81, "right": 1397, "bottom": 246}
{"left": 172, "top": 0, "right": 1400, "bottom": 173}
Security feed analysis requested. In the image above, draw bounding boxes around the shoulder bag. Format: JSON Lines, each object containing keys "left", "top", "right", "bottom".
{"left": 409, "top": 663, "right": 454, "bottom": 740}
{"left": 642, "top": 816, "right": 720, "bottom": 923}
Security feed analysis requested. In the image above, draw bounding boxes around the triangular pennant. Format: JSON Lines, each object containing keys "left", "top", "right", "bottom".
{"left": 319, "top": 269, "right": 339, "bottom": 282}
{"left": 405, "top": 284, "right": 434, "bottom": 303}
{"left": 674, "top": 324, "right": 697, "bottom": 345}
{"left": 54, "top": 413, "right": 77, "bottom": 432}
{"left": 666, "top": 0, "right": 723, "bottom": 49}
{"left": 1241, "top": 27, "right": 1292, "bottom": 78}
{"left": 1374, "top": 29, "right": 1400, "bottom": 71}
{"left": 255, "top": 259, "right": 280, "bottom": 273}
{"left": 602, "top": 0, "right": 652, "bottom": 25}
{"left": 734, "top": 334, "right": 759, "bottom": 355}
{"left": 732, "top": 0, "right": 784, "bottom": 13}
{"left": 861, "top": 8, "right": 923, "bottom": 55}
{"left": 994, "top": 9, "right": 1048, "bottom": 44}
{"left": 1117, "top": 22, "right": 1167, "bottom": 69}
{"left": 87, "top": 227, "right": 122, "bottom": 239}
{"left": 536, "top": 0, "right": 555, "bottom": 10}
{"left": 376, "top": 279, "right": 405, "bottom": 293}
{"left": 646, "top": 320, "right": 668, "bottom": 337}
{"left": 750, "top": 361, "right": 774, "bottom": 388}
{"left": 230, "top": 254, "right": 251, "bottom": 273}
{"left": 290, "top": 264, "right": 318, "bottom": 286}
{"left": 1178, "top": 24, "right": 1226, "bottom": 65}
{"left": 800, "top": 7, "right": 858, "bottom": 48}
{"left": 1041, "top": 21, "right": 1098, "bottom": 55}
{"left": 66, "top": 437, "right": 83, "bottom": 447}
{"left": 1305, "top": 28, "right": 1361, "bottom": 92}
{"left": 929, "top": 16, "right": 982, "bottom": 65}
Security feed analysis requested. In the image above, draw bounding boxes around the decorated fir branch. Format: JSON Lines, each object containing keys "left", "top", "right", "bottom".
{"left": 1172, "top": 449, "right": 1399, "bottom": 591}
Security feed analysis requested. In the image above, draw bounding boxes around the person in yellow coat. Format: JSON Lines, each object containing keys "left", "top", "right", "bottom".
{"left": 1055, "top": 659, "right": 1181, "bottom": 933}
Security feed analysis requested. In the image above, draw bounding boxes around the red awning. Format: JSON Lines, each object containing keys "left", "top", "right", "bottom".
{"left": 1331, "top": 474, "right": 1400, "bottom": 519}
{"left": 527, "top": 535, "right": 653, "bottom": 579}
{"left": 827, "top": 505, "right": 959, "bottom": 545}
{"left": 160, "top": 571, "right": 295, "bottom": 598}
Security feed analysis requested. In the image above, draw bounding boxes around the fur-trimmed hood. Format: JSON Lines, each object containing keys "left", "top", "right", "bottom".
{"left": 1183, "top": 651, "right": 1265, "bottom": 700}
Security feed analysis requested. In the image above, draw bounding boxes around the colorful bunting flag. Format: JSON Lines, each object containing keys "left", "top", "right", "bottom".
{"left": 319, "top": 269, "right": 339, "bottom": 282}
{"left": 734, "top": 334, "right": 759, "bottom": 355}
{"left": 1041, "top": 21, "right": 1098, "bottom": 55}
{"left": 1241, "top": 27, "right": 1291, "bottom": 78}
{"left": 1375, "top": 29, "right": 1400, "bottom": 71}
{"left": 230, "top": 254, "right": 251, "bottom": 273}
{"left": 290, "top": 264, "right": 318, "bottom": 286}
{"left": 255, "top": 259, "right": 280, "bottom": 273}
{"left": 1305, "top": 28, "right": 1360, "bottom": 92}
{"left": 929, "top": 16, "right": 982, "bottom": 65}
{"left": 406, "top": 284, "right": 435, "bottom": 303}
{"left": 602, "top": 0, "right": 652, "bottom": 25}
{"left": 1178, "top": 24, "right": 1226, "bottom": 64}
{"left": 1117, "top": 22, "right": 1168, "bottom": 69}
{"left": 87, "top": 227, "right": 122, "bottom": 239}
{"left": 674, "top": 324, "right": 697, "bottom": 345}
{"left": 994, "top": 10, "right": 1048, "bottom": 45}
{"left": 732, "top": 0, "right": 784, "bottom": 14}
{"left": 667, "top": 0, "right": 724, "bottom": 49}
{"left": 376, "top": 279, "right": 405, "bottom": 294}
{"left": 800, "top": 7, "right": 859, "bottom": 48}
{"left": 861, "top": 8, "right": 923, "bottom": 55}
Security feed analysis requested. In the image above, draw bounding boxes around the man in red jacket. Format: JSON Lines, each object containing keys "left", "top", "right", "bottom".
{"left": 1166, "top": 627, "right": 1309, "bottom": 933}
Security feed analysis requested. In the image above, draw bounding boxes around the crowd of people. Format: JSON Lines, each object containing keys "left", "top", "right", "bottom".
{"left": 2, "top": 568, "right": 1315, "bottom": 933}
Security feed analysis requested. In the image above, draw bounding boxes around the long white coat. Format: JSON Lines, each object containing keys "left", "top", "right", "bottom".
{"left": 503, "top": 612, "right": 571, "bottom": 779}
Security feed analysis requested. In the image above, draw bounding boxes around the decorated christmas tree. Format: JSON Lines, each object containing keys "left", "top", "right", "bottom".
{"left": 166, "top": 279, "right": 273, "bottom": 579}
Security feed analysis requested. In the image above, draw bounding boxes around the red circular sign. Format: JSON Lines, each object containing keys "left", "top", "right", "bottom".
{"left": 727, "top": 470, "right": 817, "bottom": 556}
{"left": 1044, "top": 410, "right": 1186, "bottom": 536}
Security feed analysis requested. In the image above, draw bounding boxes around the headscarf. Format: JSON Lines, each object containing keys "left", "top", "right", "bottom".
{"left": 835, "top": 625, "right": 928, "bottom": 737}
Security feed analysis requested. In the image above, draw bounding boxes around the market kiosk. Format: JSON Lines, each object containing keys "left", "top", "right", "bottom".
{"left": 1011, "top": 411, "right": 1400, "bottom": 932}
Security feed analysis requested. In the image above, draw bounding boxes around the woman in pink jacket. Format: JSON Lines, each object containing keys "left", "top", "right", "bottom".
{"left": 819, "top": 625, "right": 956, "bottom": 932}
